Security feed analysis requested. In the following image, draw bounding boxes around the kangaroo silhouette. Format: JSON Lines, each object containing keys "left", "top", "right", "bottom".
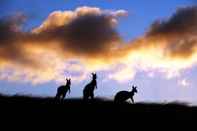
{"left": 114, "top": 85, "right": 138, "bottom": 103}
{"left": 83, "top": 73, "right": 97, "bottom": 100}
{"left": 55, "top": 78, "right": 71, "bottom": 101}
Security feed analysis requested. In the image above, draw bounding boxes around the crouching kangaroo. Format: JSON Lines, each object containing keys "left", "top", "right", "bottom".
{"left": 83, "top": 73, "right": 97, "bottom": 100}
{"left": 55, "top": 78, "right": 71, "bottom": 101}
{"left": 114, "top": 85, "right": 138, "bottom": 103}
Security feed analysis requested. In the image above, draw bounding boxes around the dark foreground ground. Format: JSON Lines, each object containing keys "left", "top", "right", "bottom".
{"left": 0, "top": 94, "right": 197, "bottom": 125}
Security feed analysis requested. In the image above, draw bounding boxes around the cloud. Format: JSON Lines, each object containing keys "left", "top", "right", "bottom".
{"left": 108, "top": 6, "right": 197, "bottom": 81}
{"left": 33, "top": 6, "right": 127, "bottom": 33}
{"left": 32, "top": 6, "right": 126, "bottom": 61}
{"left": 178, "top": 79, "right": 190, "bottom": 87}
{"left": 147, "top": 6, "right": 197, "bottom": 59}
{"left": 0, "top": 6, "right": 197, "bottom": 85}
{"left": 107, "top": 64, "right": 136, "bottom": 83}
{"left": 0, "top": 13, "right": 35, "bottom": 67}
{"left": 0, "top": 7, "right": 127, "bottom": 84}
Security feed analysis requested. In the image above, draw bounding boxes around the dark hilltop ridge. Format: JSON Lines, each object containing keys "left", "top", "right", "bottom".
{"left": 0, "top": 94, "right": 197, "bottom": 122}
{"left": 0, "top": 75, "right": 196, "bottom": 123}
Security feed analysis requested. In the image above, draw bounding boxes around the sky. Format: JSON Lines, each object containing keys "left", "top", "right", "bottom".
{"left": 0, "top": 0, "right": 197, "bottom": 104}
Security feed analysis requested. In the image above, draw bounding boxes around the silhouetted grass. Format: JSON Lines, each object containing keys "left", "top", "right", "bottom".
{"left": 0, "top": 94, "right": 196, "bottom": 121}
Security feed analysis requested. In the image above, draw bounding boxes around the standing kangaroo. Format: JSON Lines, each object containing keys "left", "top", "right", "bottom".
{"left": 83, "top": 73, "right": 97, "bottom": 100}
{"left": 114, "top": 85, "right": 138, "bottom": 103}
{"left": 55, "top": 78, "right": 71, "bottom": 101}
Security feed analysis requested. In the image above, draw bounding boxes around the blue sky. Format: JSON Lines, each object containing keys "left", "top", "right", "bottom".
{"left": 1, "top": 0, "right": 193, "bottom": 40}
{"left": 0, "top": 0, "right": 197, "bottom": 104}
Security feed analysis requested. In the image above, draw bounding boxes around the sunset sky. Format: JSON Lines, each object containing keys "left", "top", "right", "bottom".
{"left": 1, "top": 0, "right": 197, "bottom": 104}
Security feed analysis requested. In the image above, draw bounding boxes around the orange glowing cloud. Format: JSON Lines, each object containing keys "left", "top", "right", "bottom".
{"left": 0, "top": 6, "right": 197, "bottom": 84}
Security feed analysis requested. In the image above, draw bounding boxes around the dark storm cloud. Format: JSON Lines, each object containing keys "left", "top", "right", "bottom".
{"left": 1, "top": 6, "right": 197, "bottom": 83}
{"left": 0, "top": 7, "right": 127, "bottom": 83}
{"left": 1, "top": 6, "right": 197, "bottom": 67}
{"left": 0, "top": 10, "right": 122, "bottom": 68}
{"left": 146, "top": 6, "right": 197, "bottom": 59}
{"left": 0, "top": 13, "right": 37, "bottom": 66}
{"left": 54, "top": 14, "right": 120, "bottom": 56}
{"left": 148, "top": 6, "right": 197, "bottom": 36}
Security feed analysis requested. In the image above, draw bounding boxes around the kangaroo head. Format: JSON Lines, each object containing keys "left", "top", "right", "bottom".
{"left": 92, "top": 73, "right": 97, "bottom": 80}
{"left": 66, "top": 78, "right": 71, "bottom": 86}
{"left": 132, "top": 85, "right": 138, "bottom": 93}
